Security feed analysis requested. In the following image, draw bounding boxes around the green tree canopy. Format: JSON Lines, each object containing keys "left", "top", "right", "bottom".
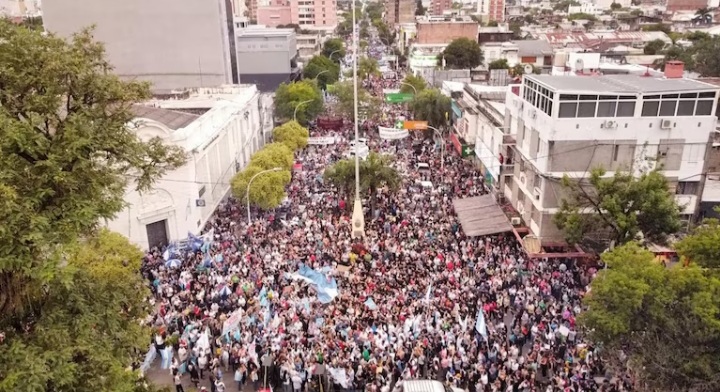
{"left": 675, "top": 216, "right": 720, "bottom": 269}
{"left": 0, "top": 229, "right": 156, "bottom": 392}
{"left": 410, "top": 89, "right": 452, "bottom": 128}
{"left": 358, "top": 56, "right": 381, "bottom": 78}
{"left": 249, "top": 142, "right": 295, "bottom": 171}
{"left": 567, "top": 12, "right": 598, "bottom": 21}
{"left": 273, "top": 80, "right": 323, "bottom": 124}
{"left": 323, "top": 158, "right": 357, "bottom": 198}
{"left": 552, "top": 0, "right": 580, "bottom": 11}
{"left": 642, "top": 23, "right": 671, "bottom": 34}
{"left": 610, "top": 1, "right": 622, "bottom": 10}
{"left": 0, "top": 21, "right": 186, "bottom": 321}
{"left": 488, "top": 58, "right": 510, "bottom": 70}
{"left": 329, "top": 80, "right": 381, "bottom": 120}
{"left": 231, "top": 164, "right": 292, "bottom": 210}
{"left": 272, "top": 120, "right": 309, "bottom": 151}
{"left": 377, "top": 22, "right": 396, "bottom": 47}
{"left": 324, "top": 152, "right": 401, "bottom": 212}
{"left": 366, "top": 2, "right": 383, "bottom": 21}
{"left": 336, "top": 12, "right": 353, "bottom": 37}
{"left": 554, "top": 168, "right": 681, "bottom": 247}
{"left": 581, "top": 242, "right": 720, "bottom": 391}
{"left": 693, "top": 35, "right": 720, "bottom": 77}
{"left": 653, "top": 44, "right": 695, "bottom": 71}
{"left": 399, "top": 74, "right": 427, "bottom": 94}
{"left": 321, "top": 38, "right": 346, "bottom": 62}
{"left": 643, "top": 38, "right": 666, "bottom": 54}
{"left": 302, "top": 55, "right": 340, "bottom": 90}
{"left": 439, "top": 38, "right": 484, "bottom": 70}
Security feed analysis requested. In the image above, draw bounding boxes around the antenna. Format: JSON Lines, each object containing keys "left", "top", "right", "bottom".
{"left": 523, "top": 64, "right": 534, "bottom": 74}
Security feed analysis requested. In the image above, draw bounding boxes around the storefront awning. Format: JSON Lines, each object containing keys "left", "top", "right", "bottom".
{"left": 453, "top": 195, "right": 513, "bottom": 237}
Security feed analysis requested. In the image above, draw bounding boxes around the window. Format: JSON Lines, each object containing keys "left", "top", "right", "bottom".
{"left": 557, "top": 94, "right": 635, "bottom": 119}
{"left": 699, "top": 91, "right": 716, "bottom": 98}
{"left": 522, "top": 79, "right": 554, "bottom": 116}
{"left": 676, "top": 181, "right": 699, "bottom": 195}
{"left": 677, "top": 100, "right": 695, "bottom": 116}
{"left": 597, "top": 101, "right": 617, "bottom": 117}
{"left": 559, "top": 102, "right": 577, "bottom": 118}
{"left": 696, "top": 100, "right": 715, "bottom": 115}
{"left": 616, "top": 101, "right": 635, "bottom": 117}
{"left": 577, "top": 102, "right": 596, "bottom": 117}
{"left": 659, "top": 100, "right": 677, "bottom": 116}
{"left": 642, "top": 101, "right": 659, "bottom": 117}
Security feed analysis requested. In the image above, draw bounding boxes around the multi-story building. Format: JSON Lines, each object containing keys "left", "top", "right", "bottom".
{"left": 477, "top": 0, "right": 505, "bottom": 23}
{"left": 385, "top": 0, "right": 416, "bottom": 25}
{"left": 430, "top": 0, "right": 452, "bottom": 15}
{"left": 415, "top": 19, "right": 479, "bottom": 45}
{"left": 43, "top": 0, "right": 237, "bottom": 92}
{"left": 108, "top": 85, "right": 268, "bottom": 249}
{"left": 496, "top": 63, "right": 720, "bottom": 240}
{"left": 256, "top": 0, "right": 337, "bottom": 29}
{"left": 235, "top": 26, "right": 298, "bottom": 91}
{"left": 296, "top": 33, "right": 324, "bottom": 60}
{"left": 666, "top": 0, "right": 707, "bottom": 11}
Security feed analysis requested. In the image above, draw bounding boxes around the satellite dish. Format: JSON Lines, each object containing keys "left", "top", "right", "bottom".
{"left": 575, "top": 58, "right": 585, "bottom": 72}
{"left": 523, "top": 64, "right": 534, "bottom": 74}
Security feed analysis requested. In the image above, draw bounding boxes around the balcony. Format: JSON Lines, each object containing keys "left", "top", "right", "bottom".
{"left": 502, "top": 134, "right": 516, "bottom": 145}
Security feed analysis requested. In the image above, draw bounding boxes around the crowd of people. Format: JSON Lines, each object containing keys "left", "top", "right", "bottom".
{"left": 139, "top": 38, "right": 634, "bottom": 392}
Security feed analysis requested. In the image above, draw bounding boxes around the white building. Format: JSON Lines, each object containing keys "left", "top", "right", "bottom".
{"left": 500, "top": 65, "right": 720, "bottom": 240}
{"left": 107, "top": 85, "right": 268, "bottom": 249}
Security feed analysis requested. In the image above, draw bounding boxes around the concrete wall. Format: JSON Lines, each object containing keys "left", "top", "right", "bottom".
{"left": 257, "top": 1, "right": 293, "bottom": 26}
{"left": 43, "top": 0, "right": 233, "bottom": 91}
{"left": 236, "top": 33, "right": 296, "bottom": 74}
{"left": 416, "top": 22, "right": 479, "bottom": 45}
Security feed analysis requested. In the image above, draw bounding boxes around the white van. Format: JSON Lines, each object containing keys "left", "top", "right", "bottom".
{"left": 401, "top": 380, "right": 464, "bottom": 392}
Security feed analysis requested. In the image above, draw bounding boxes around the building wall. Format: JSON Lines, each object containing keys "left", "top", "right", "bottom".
{"left": 431, "top": 0, "right": 452, "bottom": 15}
{"left": 477, "top": 0, "right": 505, "bottom": 22}
{"left": 107, "top": 91, "right": 264, "bottom": 249}
{"left": 666, "top": 0, "right": 708, "bottom": 12}
{"left": 236, "top": 33, "right": 296, "bottom": 74}
{"left": 43, "top": 0, "right": 233, "bottom": 91}
{"left": 311, "top": 0, "right": 338, "bottom": 27}
{"left": 416, "top": 22, "right": 479, "bottom": 44}
{"left": 257, "top": 0, "right": 293, "bottom": 26}
{"left": 398, "top": 0, "right": 416, "bottom": 23}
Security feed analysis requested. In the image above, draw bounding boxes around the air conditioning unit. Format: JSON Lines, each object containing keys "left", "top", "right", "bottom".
{"left": 533, "top": 187, "right": 541, "bottom": 200}
{"left": 601, "top": 120, "right": 617, "bottom": 129}
{"left": 518, "top": 173, "right": 527, "bottom": 185}
{"left": 510, "top": 217, "right": 522, "bottom": 226}
{"left": 660, "top": 119, "right": 674, "bottom": 129}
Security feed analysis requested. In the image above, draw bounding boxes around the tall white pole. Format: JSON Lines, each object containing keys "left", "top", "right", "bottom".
{"left": 350, "top": 0, "right": 365, "bottom": 239}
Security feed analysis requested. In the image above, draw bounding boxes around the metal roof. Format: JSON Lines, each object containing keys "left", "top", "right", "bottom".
{"left": 514, "top": 40, "right": 554, "bottom": 57}
{"left": 131, "top": 105, "right": 200, "bottom": 130}
{"left": 525, "top": 74, "right": 720, "bottom": 94}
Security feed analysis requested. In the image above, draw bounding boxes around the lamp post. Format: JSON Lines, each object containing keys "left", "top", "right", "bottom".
{"left": 398, "top": 81, "right": 417, "bottom": 95}
{"left": 328, "top": 49, "right": 343, "bottom": 62}
{"left": 351, "top": 0, "right": 365, "bottom": 239}
{"left": 293, "top": 99, "right": 313, "bottom": 122}
{"left": 426, "top": 125, "right": 447, "bottom": 171}
{"left": 246, "top": 167, "right": 282, "bottom": 225}
{"left": 314, "top": 69, "right": 330, "bottom": 80}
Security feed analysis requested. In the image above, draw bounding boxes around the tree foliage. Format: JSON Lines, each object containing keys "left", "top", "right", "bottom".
{"left": 581, "top": 242, "right": 720, "bottom": 391}
{"left": 399, "top": 74, "right": 427, "bottom": 94}
{"left": 488, "top": 59, "right": 510, "bottom": 70}
{"left": 415, "top": 0, "right": 426, "bottom": 15}
{"left": 0, "top": 21, "right": 186, "bottom": 323}
{"left": 324, "top": 152, "right": 401, "bottom": 211}
{"left": 336, "top": 12, "right": 353, "bottom": 37}
{"left": 249, "top": 142, "right": 295, "bottom": 171}
{"left": 439, "top": 38, "right": 484, "bottom": 70}
{"left": 231, "top": 164, "right": 292, "bottom": 210}
{"left": 675, "top": 217, "right": 720, "bottom": 269}
{"left": 410, "top": 89, "right": 452, "bottom": 128}
{"left": 273, "top": 80, "right": 324, "bottom": 124}
{"left": 328, "top": 80, "right": 381, "bottom": 120}
{"left": 554, "top": 168, "right": 681, "bottom": 246}
{"left": 552, "top": 0, "right": 579, "bottom": 10}
{"left": 376, "top": 21, "right": 396, "bottom": 47}
{"left": 693, "top": 36, "right": 720, "bottom": 77}
{"left": 0, "top": 229, "right": 154, "bottom": 392}
{"left": 322, "top": 38, "right": 346, "bottom": 62}
{"left": 643, "top": 38, "right": 666, "bottom": 55}
{"left": 272, "top": 121, "right": 309, "bottom": 151}
{"left": 567, "top": 12, "right": 598, "bottom": 21}
{"left": 358, "top": 57, "right": 381, "bottom": 79}
{"left": 642, "top": 23, "right": 671, "bottom": 34}
{"left": 302, "top": 55, "right": 340, "bottom": 90}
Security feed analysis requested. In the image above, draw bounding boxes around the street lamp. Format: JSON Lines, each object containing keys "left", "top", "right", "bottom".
{"left": 398, "top": 81, "right": 417, "bottom": 95}
{"left": 246, "top": 167, "right": 282, "bottom": 225}
{"left": 314, "top": 69, "right": 330, "bottom": 82}
{"left": 351, "top": 0, "right": 365, "bottom": 239}
{"left": 293, "top": 99, "right": 313, "bottom": 122}
{"left": 426, "top": 125, "right": 447, "bottom": 171}
{"left": 328, "top": 49, "right": 343, "bottom": 62}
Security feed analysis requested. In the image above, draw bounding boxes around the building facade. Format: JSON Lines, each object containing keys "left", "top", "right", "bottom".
{"left": 385, "top": 0, "right": 416, "bottom": 25}
{"left": 501, "top": 70, "right": 719, "bottom": 240}
{"left": 108, "top": 86, "right": 266, "bottom": 249}
{"left": 415, "top": 20, "right": 479, "bottom": 45}
{"left": 666, "top": 0, "right": 709, "bottom": 12}
{"left": 43, "top": 0, "right": 236, "bottom": 91}
{"left": 477, "top": 0, "right": 505, "bottom": 23}
{"left": 256, "top": 0, "right": 338, "bottom": 28}
{"left": 430, "top": 0, "right": 452, "bottom": 15}
{"left": 236, "top": 27, "right": 298, "bottom": 91}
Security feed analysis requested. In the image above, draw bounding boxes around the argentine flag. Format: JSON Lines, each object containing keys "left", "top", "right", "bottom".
{"left": 475, "top": 307, "right": 487, "bottom": 339}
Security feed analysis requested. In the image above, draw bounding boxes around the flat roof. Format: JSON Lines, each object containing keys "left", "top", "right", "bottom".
{"left": 132, "top": 106, "right": 199, "bottom": 130}
{"left": 236, "top": 28, "right": 295, "bottom": 38}
{"left": 526, "top": 74, "right": 720, "bottom": 94}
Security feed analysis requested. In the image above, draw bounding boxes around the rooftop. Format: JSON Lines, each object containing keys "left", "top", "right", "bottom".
{"left": 131, "top": 106, "right": 200, "bottom": 130}
{"left": 526, "top": 74, "right": 720, "bottom": 94}
{"left": 147, "top": 85, "right": 259, "bottom": 110}
{"left": 236, "top": 27, "right": 295, "bottom": 38}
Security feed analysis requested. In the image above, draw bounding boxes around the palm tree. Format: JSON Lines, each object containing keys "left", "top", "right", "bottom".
{"left": 410, "top": 89, "right": 452, "bottom": 128}
{"left": 359, "top": 152, "right": 401, "bottom": 214}
{"left": 323, "top": 158, "right": 356, "bottom": 201}
{"left": 695, "top": 7, "right": 713, "bottom": 24}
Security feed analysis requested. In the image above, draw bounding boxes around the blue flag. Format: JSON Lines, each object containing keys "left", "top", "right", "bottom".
{"left": 364, "top": 298, "right": 378, "bottom": 310}
{"left": 188, "top": 232, "right": 204, "bottom": 252}
{"left": 475, "top": 308, "right": 487, "bottom": 338}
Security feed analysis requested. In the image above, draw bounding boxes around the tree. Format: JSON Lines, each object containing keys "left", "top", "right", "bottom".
{"left": 322, "top": 38, "right": 346, "bottom": 62}
{"left": 695, "top": 7, "right": 713, "bottom": 24}
{"left": 675, "top": 217, "right": 720, "bottom": 269}
{"left": 552, "top": 0, "right": 580, "bottom": 11}
{"left": 360, "top": 25, "right": 370, "bottom": 40}
{"left": 273, "top": 81, "right": 324, "bottom": 125}
{"left": 653, "top": 44, "right": 695, "bottom": 71}
{"left": 336, "top": 12, "right": 353, "bottom": 37}
{"left": 272, "top": 121, "right": 309, "bottom": 151}
{"left": 554, "top": 168, "right": 681, "bottom": 246}
{"left": 567, "top": 12, "right": 598, "bottom": 21}
{"left": 642, "top": 23, "right": 671, "bottom": 34}
{"left": 377, "top": 21, "right": 396, "bottom": 47}
{"left": 0, "top": 229, "right": 163, "bottom": 392}
{"left": 510, "top": 63, "right": 539, "bottom": 76}
{"left": 358, "top": 57, "right": 381, "bottom": 78}
{"left": 249, "top": 142, "right": 295, "bottom": 171}
{"left": 324, "top": 152, "right": 401, "bottom": 212}
{"left": 323, "top": 158, "right": 357, "bottom": 200}
{"left": 643, "top": 38, "right": 666, "bottom": 55}
{"left": 685, "top": 30, "right": 711, "bottom": 42}
{"left": 693, "top": 36, "right": 720, "bottom": 77}
{"left": 302, "top": 55, "right": 340, "bottom": 90}
{"left": 19, "top": 15, "right": 43, "bottom": 31}
{"left": 231, "top": 164, "right": 292, "bottom": 210}
{"left": 610, "top": 1, "right": 622, "bottom": 10}
{"left": 411, "top": 89, "right": 452, "bottom": 128}
{"left": 439, "top": 38, "right": 484, "bottom": 69}
{"left": 488, "top": 59, "right": 510, "bottom": 69}
{"left": 415, "top": 0, "right": 426, "bottom": 15}
{"left": 399, "top": 74, "right": 427, "bottom": 94}
{"left": 581, "top": 242, "right": 720, "bottom": 391}
{"left": 366, "top": 2, "right": 383, "bottom": 21}
{"left": 329, "top": 81, "right": 381, "bottom": 120}
{"left": 0, "top": 22, "right": 186, "bottom": 325}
